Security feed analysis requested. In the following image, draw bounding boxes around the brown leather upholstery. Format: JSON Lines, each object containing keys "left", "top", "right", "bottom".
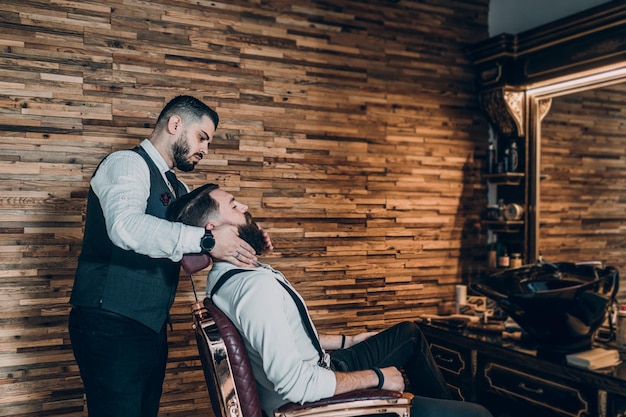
{"left": 204, "top": 299, "right": 263, "bottom": 417}
{"left": 192, "top": 297, "right": 413, "bottom": 417}
{"left": 181, "top": 253, "right": 212, "bottom": 275}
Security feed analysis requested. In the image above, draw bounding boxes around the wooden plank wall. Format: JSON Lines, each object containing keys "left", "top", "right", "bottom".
{"left": 0, "top": 0, "right": 490, "bottom": 415}
{"left": 540, "top": 82, "right": 626, "bottom": 301}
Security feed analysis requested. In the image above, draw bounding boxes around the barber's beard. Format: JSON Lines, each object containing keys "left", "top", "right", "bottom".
{"left": 172, "top": 134, "right": 197, "bottom": 172}
{"left": 238, "top": 212, "right": 266, "bottom": 255}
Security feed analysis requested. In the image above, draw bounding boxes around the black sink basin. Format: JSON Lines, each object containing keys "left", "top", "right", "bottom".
{"left": 471, "top": 261, "right": 619, "bottom": 353}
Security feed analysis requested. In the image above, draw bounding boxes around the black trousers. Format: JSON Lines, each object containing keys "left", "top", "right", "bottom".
{"left": 330, "top": 321, "right": 493, "bottom": 417}
{"left": 330, "top": 321, "right": 451, "bottom": 399}
{"left": 68, "top": 306, "right": 168, "bottom": 417}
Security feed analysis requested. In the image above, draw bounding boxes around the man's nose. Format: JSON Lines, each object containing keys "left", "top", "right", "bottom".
{"left": 238, "top": 203, "right": 248, "bottom": 213}
{"left": 199, "top": 140, "right": 210, "bottom": 154}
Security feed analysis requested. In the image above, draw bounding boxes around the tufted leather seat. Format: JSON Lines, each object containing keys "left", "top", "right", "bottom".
{"left": 192, "top": 297, "right": 413, "bottom": 417}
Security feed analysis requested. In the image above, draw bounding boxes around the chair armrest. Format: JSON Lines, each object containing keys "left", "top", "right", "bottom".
{"left": 274, "top": 389, "right": 413, "bottom": 417}
{"left": 181, "top": 253, "right": 212, "bottom": 274}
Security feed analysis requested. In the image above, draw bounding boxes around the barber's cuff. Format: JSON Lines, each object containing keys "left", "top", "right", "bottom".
{"left": 177, "top": 226, "right": 207, "bottom": 260}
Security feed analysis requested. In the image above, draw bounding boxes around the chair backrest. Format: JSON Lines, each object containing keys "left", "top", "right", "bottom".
{"left": 192, "top": 297, "right": 263, "bottom": 417}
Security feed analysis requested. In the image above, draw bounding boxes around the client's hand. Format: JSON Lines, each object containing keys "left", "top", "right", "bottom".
{"left": 381, "top": 367, "right": 405, "bottom": 392}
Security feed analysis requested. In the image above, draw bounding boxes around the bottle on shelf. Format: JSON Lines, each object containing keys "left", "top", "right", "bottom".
{"left": 508, "top": 140, "right": 518, "bottom": 172}
{"left": 497, "top": 198, "right": 505, "bottom": 221}
{"left": 487, "top": 142, "right": 496, "bottom": 174}
{"left": 487, "top": 243, "right": 497, "bottom": 269}
{"left": 498, "top": 246, "right": 510, "bottom": 268}
{"left": 510, "top": 252, "right": 522, "bottom": 268}
{"left": 503, "top": 146, "right": 510, "bottom": 172}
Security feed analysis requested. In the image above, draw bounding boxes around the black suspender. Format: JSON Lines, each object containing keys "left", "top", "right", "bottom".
{"left": 210, "top": 268, "right": 248, "bottom": 298}
{"left": 210, "top": 268, "right": 330, "bottom": 368}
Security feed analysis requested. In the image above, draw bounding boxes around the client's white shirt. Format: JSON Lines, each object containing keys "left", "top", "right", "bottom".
{"left": 206, "top": 261, "right": 336, "bottom": 416}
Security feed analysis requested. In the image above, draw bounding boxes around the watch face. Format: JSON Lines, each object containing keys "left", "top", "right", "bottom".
{"left": 201, "top": 233, "right": 215, "bottom": 252}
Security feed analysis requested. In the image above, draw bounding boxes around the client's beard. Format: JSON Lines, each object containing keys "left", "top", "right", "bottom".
{"left": 237, "top": 212, "right": 266, "bottom": 255}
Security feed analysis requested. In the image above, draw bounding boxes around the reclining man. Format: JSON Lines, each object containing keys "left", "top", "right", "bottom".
{"left": 167, "top": 183, "right": 493, "bottom": 417}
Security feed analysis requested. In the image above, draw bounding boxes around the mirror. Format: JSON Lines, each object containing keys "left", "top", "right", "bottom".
{"left": 469, "top": 1, "right": 626, "bottom": 297}
{"left": 528, "top": 71, "right": 626, "bottom": 301}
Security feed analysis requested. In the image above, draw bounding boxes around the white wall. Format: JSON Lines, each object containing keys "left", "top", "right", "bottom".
{"left": 489, "top": 0, "right": 612, "bottom": 36}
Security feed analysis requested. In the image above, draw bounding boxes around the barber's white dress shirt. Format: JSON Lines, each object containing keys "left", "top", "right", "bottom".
{"left": 91, "top": 139, "right": 204, "bottom": 261}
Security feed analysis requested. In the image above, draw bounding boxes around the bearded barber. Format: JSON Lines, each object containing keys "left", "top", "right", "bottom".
{"left": 68, "top": 95, "right": 270, "bottom": 417}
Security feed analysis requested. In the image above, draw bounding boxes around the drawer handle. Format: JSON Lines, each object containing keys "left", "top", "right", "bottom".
{"left": 435, "top": 354, "right": 453, "bottom": 363}
{"left": 518, "top": 382, "right": 544, "bottom": 395}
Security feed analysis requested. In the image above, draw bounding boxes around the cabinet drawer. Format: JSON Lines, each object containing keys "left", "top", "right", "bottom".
{"left": 484, "top": 362, "right": 590, "bottom": 417}
{"left": 429, "top": 341, "right": 472, "bottom": 401}
{"left": 430, "top": 342, "right": 468, "bottom": 376}
{"left": 608, "top": 392, "right": 626, "bottom": 417}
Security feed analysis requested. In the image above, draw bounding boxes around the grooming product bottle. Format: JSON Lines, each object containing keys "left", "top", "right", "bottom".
{"left": 487, "top": 142, "right": 496, "bottom": 174}
{"left": 508, "top": 140, "right": 518, "bottom": 172}
{"left": 498, "top": 246, "right": 510, "bottom": 268}
{"left": 510, "top": 253, "right": 522, "bottom": 268}
{"left": 487, "top": 243, "right": 497, "bottom": 269}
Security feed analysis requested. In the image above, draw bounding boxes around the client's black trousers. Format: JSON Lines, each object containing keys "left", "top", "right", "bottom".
{"left": 329, "top": 321, "right": 452, "bottom": 399}
{"left": 329, "top": 321, "right": 493, "bottom": 417}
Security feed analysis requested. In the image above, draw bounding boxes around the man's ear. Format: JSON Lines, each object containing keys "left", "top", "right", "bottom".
{"left": 167, "top": 115, "right": 182, "bottom": 134}
{"left": 205, "top": 222, "right": 217, "bottom": 231}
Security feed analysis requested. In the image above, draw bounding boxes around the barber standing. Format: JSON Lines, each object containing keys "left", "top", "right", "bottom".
{"left": 68, "top": 95, "right": 263, "bottom": 417}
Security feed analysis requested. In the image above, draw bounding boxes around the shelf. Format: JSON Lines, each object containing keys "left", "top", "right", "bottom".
{"left": 483, "top": 220, "right": 524, "bottom": 232}
{"left": 484, "top": 172, "right": 524, "bottom": 185}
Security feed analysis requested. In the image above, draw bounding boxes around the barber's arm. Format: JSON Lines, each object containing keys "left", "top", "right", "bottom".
{"left": 93, "top": 151, "right": 201, "bottom": 261}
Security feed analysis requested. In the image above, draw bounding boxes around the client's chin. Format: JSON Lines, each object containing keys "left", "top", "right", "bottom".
{"left": 238, "top": 217, "right": 265, "bottom": 255}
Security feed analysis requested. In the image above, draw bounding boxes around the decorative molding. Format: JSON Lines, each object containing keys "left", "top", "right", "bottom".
{"left": 538, "top": 98, "right": 552, "bottom": 122}
{"left": 480, "top": 88, "right": 525, "bottom": 137}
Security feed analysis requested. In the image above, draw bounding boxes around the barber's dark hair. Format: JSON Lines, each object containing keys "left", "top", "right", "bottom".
{"left": 155, "top": 95, "right": 219, "bottom": 130}
{"left": 166, "top": 183, "right": 220, "bottom": 226}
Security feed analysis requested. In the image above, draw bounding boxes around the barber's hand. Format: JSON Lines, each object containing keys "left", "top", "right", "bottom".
{"left": 209, "top": 224, "right": 258, "bottom": 267}
{"left": 347, "top": 331, "right": 378, "bottom": 348}
{"left": 381, "top": 367, "right": 405, "bottom": 392}
{"left": 260, "top": 227, "right": 273, "bottom": 255}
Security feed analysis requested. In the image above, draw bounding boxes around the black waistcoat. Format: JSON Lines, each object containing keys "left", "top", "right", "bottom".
{"left": 70, "top": 146, "right": 186, "bottom": 332}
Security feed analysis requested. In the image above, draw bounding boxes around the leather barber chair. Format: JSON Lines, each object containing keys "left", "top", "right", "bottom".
{"left": 183, "top": 253, "right": 413, "bottom": 417}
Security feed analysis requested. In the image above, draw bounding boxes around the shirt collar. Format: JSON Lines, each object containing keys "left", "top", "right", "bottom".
{"left": 140, "top": 139, "right": 171, "bottom": 175}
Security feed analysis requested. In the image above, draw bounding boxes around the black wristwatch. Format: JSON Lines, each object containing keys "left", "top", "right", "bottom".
{"left": 199, "top": 230, "right": 215, "bottom": 253}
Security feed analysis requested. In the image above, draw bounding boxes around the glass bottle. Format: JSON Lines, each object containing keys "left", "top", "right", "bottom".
{"left": 509, "top": 140, "right": 518, "bottom": 172}
{"left": 498, "top": 247, "right": 510, "bottom": 268}
{"left": 510, "top": 253, "right": 522, "bottom": 268}
{"left": 487, "top": 142, "right": 496, "bottom": 174}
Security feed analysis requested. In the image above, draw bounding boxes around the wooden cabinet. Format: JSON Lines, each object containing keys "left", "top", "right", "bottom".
{"left": 422, "top": 323, "right": 626, "bottom": 417}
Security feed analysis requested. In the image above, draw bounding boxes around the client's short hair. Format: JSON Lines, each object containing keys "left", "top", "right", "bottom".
{"left": 166, "top": 183, "right": 220, "bottom": 226}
